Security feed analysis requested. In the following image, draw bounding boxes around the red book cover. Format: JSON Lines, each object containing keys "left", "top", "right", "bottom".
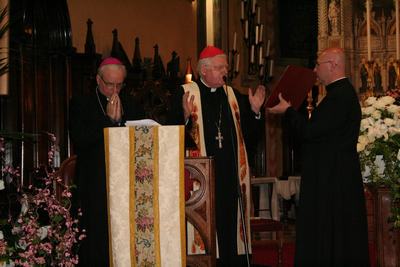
{"left": 266, "top": 65, "right": 317, "bottom": 110}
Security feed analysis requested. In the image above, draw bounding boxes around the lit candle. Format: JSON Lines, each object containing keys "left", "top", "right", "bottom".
{"left": 259, "top": 24, "right": 263, "bottom": 43}
{"left": 366, "top": 0, "right": 371, "bottom": 60}
{"left": 251, "top": 45, "right": 255, "bottom": 63}
{"left": 245, "top": 20, "right": 248, "bottom": 39}
{"left": 266, "top": 39, "right": 270, "bottom": 57}
{"left": 241, "top": 1, "right": 244, "bottom": 20}
{"left": 257, "top": 7, "right": 260, "bottom": 24}
{"left": 259, "top": 46, "right": 263, "bottom": 65}
{"left": 185, "top": 74, "right": 192, "bottom": 83}
{"left": 269, "top": 59, "right": 274, "bottom": 76}
{"left": 233, "top": 32, "right": 237, "bottom": 51}
{"left": 396, "top": 0, "right": 399, "bottom": 59}
{"left": 255, "top": 25, "right": 259, "bottom": 44}
{"left": 235, "top": 53, "right": 240, "bottom": 72}
{"left": 252, "top": 0, "right": 256, "bottom": 14}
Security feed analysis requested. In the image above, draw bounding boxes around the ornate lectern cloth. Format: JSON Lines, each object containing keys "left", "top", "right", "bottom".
{"left": 104, "top": 126, "right": 186, "bottom": 267}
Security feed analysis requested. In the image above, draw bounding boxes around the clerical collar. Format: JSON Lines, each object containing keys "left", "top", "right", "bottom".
{"left": 200, "top": 78, "right": 217, "bottom": 92}
{"left": 328, "top": 77, "right": 346, "bottom": 85}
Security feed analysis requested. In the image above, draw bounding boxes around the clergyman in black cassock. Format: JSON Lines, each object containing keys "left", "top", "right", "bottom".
{"left": 269, "top": 47, "right": 370, "bottom": 266}
{"left": 69, "top": 57, "right": 144, "bottom": 266}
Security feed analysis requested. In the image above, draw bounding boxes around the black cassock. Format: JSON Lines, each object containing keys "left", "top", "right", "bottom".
{"left": 69, "top": 88, "right": 144, "bottom": 266}
{"left": 285, "top": 78, "right": 370, "bottom": 266}
{"left": 168, "top": 80, "right": 261, "bottom": 267}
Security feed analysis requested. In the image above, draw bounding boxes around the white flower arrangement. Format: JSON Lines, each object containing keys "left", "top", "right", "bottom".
{"left": 358, "top": 96, "right": 400, "bottom": 228}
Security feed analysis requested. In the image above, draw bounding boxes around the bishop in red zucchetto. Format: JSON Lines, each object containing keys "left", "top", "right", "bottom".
{"left": 167, "top": 45, "right": 266, "bottom": 266}
{"left": 199, "top": 45, "right": 225, "bottom": 59}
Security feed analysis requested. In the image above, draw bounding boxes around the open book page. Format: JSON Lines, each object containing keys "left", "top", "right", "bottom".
{"left": 125, "top": 119, "right": 161, "bottom": 126}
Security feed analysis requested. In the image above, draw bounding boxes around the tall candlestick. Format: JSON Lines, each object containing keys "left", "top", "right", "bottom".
{"left": 252, "top": 0, "right": 256, "bottom": 14}
{"left": 259, "top": 24, "right": 263, "bottom": 43}
{"left": 269, "top": 59, "right": 274, "bottom": 76}
{"left": 233, "top": 32, "right": 237, "bottom": 51}
{"left": 241, "top": 1, "right": 244, "bottom": 20}
{"left": 251, "top": 45, "right": 255, "bottom": 63}
{"left": 259, "top": 65, "right": 264, "bottom": 77}
{"left": 266, "top": 39, "right": 270, "bottom": 57}
{"left": 259, "top": 46, "right": 263, "bottom": 65}
{"left": 366, "top": 0, "right": 372, "bottom": 61}
{"left": 396, "top": 0, "right": 399, "bottom": 59}
{"left": 235, "top": 53, "right": 240, "bottom": 72}
{"left": 255, "top": 26, "right": 259, "bottom": 44}
{"left": 257, "top": 7, "right": 261, "bottom": 24}
{"left": 245, "top": 20, "right": 248, "bottom": 39}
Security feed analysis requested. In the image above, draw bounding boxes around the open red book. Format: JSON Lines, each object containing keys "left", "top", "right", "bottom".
{"left": 266, "top": 65, "right": 317, "bottom": 110}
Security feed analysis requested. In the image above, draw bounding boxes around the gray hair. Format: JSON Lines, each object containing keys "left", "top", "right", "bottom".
{"left": 97, "top": 64, "right": 127, "bottom": 78}
{"left": 197, "top": 54, "right": 227, "bottom": 75}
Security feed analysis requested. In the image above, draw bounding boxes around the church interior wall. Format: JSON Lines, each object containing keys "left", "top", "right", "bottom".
{"left": 68, "top": 0, "right": 198, "bottom": 73}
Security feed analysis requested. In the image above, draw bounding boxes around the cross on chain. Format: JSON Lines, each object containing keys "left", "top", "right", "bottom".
{"left": 215, "top": 130, "right": 224, "bottom": 149}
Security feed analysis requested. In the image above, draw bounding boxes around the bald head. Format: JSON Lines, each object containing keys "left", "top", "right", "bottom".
{"left": 314, "top": 47, "right": 346, "bottom": 85}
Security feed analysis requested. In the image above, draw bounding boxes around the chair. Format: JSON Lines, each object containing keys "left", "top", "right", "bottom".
{"left": 251, "top": 218, "right": 284, "bottom": 267}
{"left": 53, "top": 155, "right": 77, "bottom": 201}
{"left": 250, "top": 177, "right": 284, "bottom": 267}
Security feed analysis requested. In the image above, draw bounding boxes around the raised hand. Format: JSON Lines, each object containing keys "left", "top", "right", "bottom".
{"left": 182, "top": 91, "right": 195, "bottom": 121}
{"left": 248, "top": 85, "right": 266, "bottom": 114}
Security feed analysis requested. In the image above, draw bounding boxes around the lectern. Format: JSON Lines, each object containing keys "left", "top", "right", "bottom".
{"left": 104, "top": 126, "right": 186, "bottom": 267}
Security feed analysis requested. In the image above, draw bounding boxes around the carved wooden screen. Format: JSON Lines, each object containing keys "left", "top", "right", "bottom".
{"left": 185, "top": 157, "right": 216, "bottom": 267}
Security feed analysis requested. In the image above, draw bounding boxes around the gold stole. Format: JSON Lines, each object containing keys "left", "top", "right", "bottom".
{"left": 182, "top": 82, "right": 252, "bottom": 255}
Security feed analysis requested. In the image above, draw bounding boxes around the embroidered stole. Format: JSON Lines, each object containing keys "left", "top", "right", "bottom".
{"left": 182, "top": 82, "right": 252, "bottom": 255}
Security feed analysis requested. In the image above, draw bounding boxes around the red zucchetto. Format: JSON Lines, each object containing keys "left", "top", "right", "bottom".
{"left": 99, "top": 57, "right": 123, "bottom": 67}
{"left": 199, "top": 46, "right": 225, "bottom": 59}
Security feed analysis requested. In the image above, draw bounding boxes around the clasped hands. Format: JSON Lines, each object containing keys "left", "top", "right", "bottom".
{"left": 106, "top": 93, "right": 122, "bottom": 122}
{"left": 182, "top": 85, "right": 267, "bottom": 121}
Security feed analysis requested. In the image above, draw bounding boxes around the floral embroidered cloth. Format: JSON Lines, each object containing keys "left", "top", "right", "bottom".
{"left": 104, "top": 126, "right": 185, "bottom": 267}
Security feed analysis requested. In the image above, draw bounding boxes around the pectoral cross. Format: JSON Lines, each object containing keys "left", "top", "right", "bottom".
{"left": 215, "top": 129, "right": 224, "bottom": 149}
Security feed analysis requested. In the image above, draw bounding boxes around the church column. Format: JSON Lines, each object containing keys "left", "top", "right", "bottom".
{"left": 0, "top": 0, "right": 8, "bottom": 95}
{"left": 396, "top": 0, "right": 399, "bottom": 60}
{"left": 366, "top": 0, "right": 372, "bottom": 61}
{"left": 318, "top": 0, "right": 328, "bottom": 37}
{"left": 206, "top": 0, "right": 215, "bottom": 45}
{"left": 317, "top": 0, "right": 328, "bottom": 51}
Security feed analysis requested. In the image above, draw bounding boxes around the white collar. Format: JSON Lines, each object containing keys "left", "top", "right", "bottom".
{"left": 328, "top": 77, "right": 346, "bottom": 85}
{"left": 200, "top": 78, "right": 217, "bottom": 92}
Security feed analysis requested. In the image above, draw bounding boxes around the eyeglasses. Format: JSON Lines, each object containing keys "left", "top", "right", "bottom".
{"left": 315, "top": 61, "right": 332, "bottom": 67}
{"left": 99, "top": 76, "right": 125, "bottom": 89}
{"left": 207, "top": 64, "right": 228, "bottom": 72}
